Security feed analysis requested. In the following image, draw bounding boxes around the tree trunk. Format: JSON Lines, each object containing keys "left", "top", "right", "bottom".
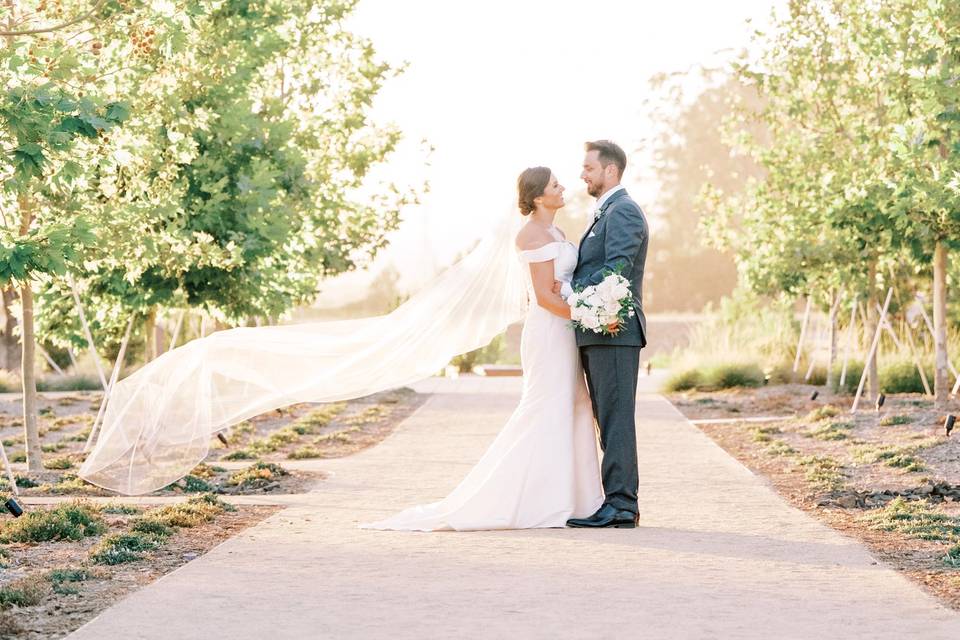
{"left": 866, "top": 261, "right": 879, "bottom": 401}
{"left": 17, "top": 195, "right": 41, "bottom": 472}
{"left": 934, "top": 240, "right": 949, "bottom": 408}
{"left": 1, "top": 287, "right": 20, "bottom": 371}
{"left": 144, "top": 307, "right": 157, "bottom": 361}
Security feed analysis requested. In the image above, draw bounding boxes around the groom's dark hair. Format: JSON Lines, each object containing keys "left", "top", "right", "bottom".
{"left": 585, "top": 140, "right": 626, "bottom": 178}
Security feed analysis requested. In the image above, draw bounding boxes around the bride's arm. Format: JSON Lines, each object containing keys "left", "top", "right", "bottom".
{"left": 528, "top": 260, "right": 571, "bottom": 320}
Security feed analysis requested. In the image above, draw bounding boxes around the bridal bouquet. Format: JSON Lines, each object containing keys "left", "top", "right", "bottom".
{"left": 568, "top": 271, "right": 635, "bottom": 335}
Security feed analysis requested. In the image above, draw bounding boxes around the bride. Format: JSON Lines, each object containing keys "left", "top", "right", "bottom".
{"left": 364, "top": 167, "right": 604, "bottom": 530}
{"left": 78, "top": 167, "right": 602, "bottom": 531}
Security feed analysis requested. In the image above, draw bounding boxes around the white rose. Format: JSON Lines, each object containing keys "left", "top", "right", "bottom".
{"left": 582, "top": 313, "right": 602, "bottom": 330}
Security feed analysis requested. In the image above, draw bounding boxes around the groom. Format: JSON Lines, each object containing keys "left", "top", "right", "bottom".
{"left": 559, "top": 140, "right": 648, "bottom": 529}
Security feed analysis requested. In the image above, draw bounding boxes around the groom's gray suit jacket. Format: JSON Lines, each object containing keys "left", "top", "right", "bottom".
{"left": 571, "top": 188, "right": 648, "bottom": 348}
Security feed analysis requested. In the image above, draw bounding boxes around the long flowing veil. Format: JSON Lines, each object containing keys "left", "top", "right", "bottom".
{"left": 79, "top": 208, "right": 529, "bottom": 495}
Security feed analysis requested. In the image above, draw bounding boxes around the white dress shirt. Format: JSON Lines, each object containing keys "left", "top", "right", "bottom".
{"left": 559, "top": 184, "right": 626, "bottom": 301}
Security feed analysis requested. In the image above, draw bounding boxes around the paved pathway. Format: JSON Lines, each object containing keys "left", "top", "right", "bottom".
{"left": 67, "top": 376, "right": 960, "bottom": 639}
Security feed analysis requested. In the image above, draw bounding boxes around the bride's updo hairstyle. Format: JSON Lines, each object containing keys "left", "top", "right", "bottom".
{"left": 517, "top": 166, "right": 551, "bottom": 216}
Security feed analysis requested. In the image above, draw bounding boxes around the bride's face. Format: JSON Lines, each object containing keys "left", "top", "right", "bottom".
{"left": 538, "top": 174, "right": 565, "bottom": 211}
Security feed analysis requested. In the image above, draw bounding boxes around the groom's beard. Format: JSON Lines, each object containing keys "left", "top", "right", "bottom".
{"left": 587, "top": 183, "right": 603, "bottom": 198}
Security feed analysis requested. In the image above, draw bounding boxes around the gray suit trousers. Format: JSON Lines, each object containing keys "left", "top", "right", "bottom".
{"left": 580, "top": 344, "right": 640, "bottom": 514}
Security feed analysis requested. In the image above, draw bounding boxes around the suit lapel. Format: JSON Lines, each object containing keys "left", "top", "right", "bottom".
{"left": 577, "top": 188, "right": 630, "bottom": 259}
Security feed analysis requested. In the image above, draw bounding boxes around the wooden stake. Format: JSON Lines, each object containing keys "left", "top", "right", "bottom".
{"left": 917, "top": 294, "right": 959, "bottom": 378}
{"left": 839, "top": 295, "right": 858, "bottom": 388}
{"left": 66, "top": 276, "right": 108, "bottom": 390}
{"left": 168, "top": 310, "right": 186, "bottom": 353}
{"left": 36, "top": 344, "right": 65, "bottom": 376}
{"left": 794, "top": 296, "right": 812, "bottom": 373}
{"left": 852, "top": 287, "right": 893, "bottom": 413}
{"left": 876, "top": 304, "right": 931, "bottom": 396}
{"left": 0, "top": 440, "right": 18, "bottom": 497}
{"left": 84, "top": 315, "right": 134, "bottom": 453}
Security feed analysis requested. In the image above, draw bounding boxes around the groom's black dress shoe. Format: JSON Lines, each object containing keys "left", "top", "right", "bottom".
{"left": 566, "top": 504, "right": 638, "bottom": 529}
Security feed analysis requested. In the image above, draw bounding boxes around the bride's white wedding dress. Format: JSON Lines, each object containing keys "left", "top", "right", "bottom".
{"left": 364, "top": 226, "right": 604, "bottom": 531}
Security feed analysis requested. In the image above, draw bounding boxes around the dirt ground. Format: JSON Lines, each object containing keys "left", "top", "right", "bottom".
{"left": 669, "top": 383, "right": 960, "bottom": 610}
{"left": 0, "top": 386, "right": 427, "bottom": 638}
{"left": 2, "top": 387, "right": 426, "bottom": 497}
{"left": 0, "top": 502, "right": 281, "bottom": 639}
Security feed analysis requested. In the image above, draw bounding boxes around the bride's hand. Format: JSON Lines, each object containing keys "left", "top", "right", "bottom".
{"left": 607, "top": 321, "right": 620, "bottom": 334}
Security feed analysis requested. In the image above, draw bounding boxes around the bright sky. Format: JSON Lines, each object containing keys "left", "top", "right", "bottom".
{"left": 313, "top": 0, "right": 785, "bottom": 307}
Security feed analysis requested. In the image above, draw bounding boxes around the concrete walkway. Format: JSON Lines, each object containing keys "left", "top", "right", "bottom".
{"left": 67, "top": 376, "right": 960, "bottom": 639}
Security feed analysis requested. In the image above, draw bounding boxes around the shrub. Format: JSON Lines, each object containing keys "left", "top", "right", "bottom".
{"left": 90, "top": 532, "right": 164, "bottom": 565}
{"left": 36, "top": 374, "right": 103, "bottom": 392}
{"left": 702, "top": 362, "right": 765, "bottom": 389}
{"left": 879, "top": 360, "right": 933, "bottom": 394}
{"left": 0, "top": 575, "right": 48, "bottom": 608}
{"left": 880, "top": 414, "right": 913, "bottom": 426}
{"left": 663, "top": 368, "right": 702, "bottom": 392}
{"left": 0, "top": 502, "right": 106, "bottom": 543}
{"left": 830, "top": 360, "right": 864, "bottom": 395}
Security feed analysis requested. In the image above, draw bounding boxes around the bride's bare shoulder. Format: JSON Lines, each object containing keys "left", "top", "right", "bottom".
{"left": 515, "top": 223, "right": 554, "bottom": 251}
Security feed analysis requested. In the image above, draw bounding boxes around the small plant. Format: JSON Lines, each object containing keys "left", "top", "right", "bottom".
{"left": 344, "top": 405, "right": 392, "bottom": 426}
{"left": 223, "top": 449, "right": 258, "bottom": 461}
{"left": 314, "top": 427, "right": 360, "bottom": 446}
{"left": 0, "top": 502, "right": 106, "bottom": 543}
{"left": 805, "top": 405, "right": 840, "bottom": 422}
{"left": 101, "top": 503, "right": 141, "bottom": 515}
{"left": 90, "top": 532, "right": 164, "bottom": 565}
{"left": 15, "top": 476, "right": 38, "bottom": 489}
{"left": 131, "top": 518, "right": 174, "bottom": 538}
{"left": 181, "top": 475, "right": 215, "bottom": 493}
{"left": 140, "top": 493, "right": 233, "bottom": 529}
{"left": 806, "top": 421, "right": 854, "bottom": 441}
{"left": 227, "top": 462, "right": 288, "bottom": 489}
{"left": 9, "top": 452, "right": 25, "bottom": 463}
{"left": 751, "top": 425, "right": 781, "bottom": 443}
{"left": 44, "top": 455, "right": 75, "bottom": 470}
{"left": 796, "top": 455, "right": 845, "bottom": 491}
{"left": 41, "top": 442, "right": 67, "bottom": 453}
{"left": 0, "top": 575, "right": 48, "bottom": 608}
{"left": 879, "top": 415, "right": 913, "bottom": 426}
{"left": 288, "top": 445, "right": 325, "bottom": 459}
{"left": 861, "top": 498, "right": 960, "bottom": 541}
{"left": 48, "top": 567, "right": 91, "bottom": 584}
{"left": 765, "top": 440, "right": 797, "bottom": 457}
{"left": 853, "top": 444, "right": 930, "bottom": 472}
{"left": 290, "top": 404, "right": 347, "bottom": 434}
{"left": 944, "top": 544, "right": 960, "bottom": 568}
{"left": 66, "top": 427, "right": 92, "bottom": 442}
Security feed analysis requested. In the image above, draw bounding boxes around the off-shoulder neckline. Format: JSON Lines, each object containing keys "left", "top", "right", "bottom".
{"left": 517, "top": 240, "right": 575, "bottom": 254}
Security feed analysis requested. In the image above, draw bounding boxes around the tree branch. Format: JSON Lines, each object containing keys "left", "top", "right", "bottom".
{"left": 0, "top": 0, "right": 108, "bottom": 36}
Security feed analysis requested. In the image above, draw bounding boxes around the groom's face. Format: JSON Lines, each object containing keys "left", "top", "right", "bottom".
{"left": 581, "top": 150, "right": 612, "bottom": 198}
